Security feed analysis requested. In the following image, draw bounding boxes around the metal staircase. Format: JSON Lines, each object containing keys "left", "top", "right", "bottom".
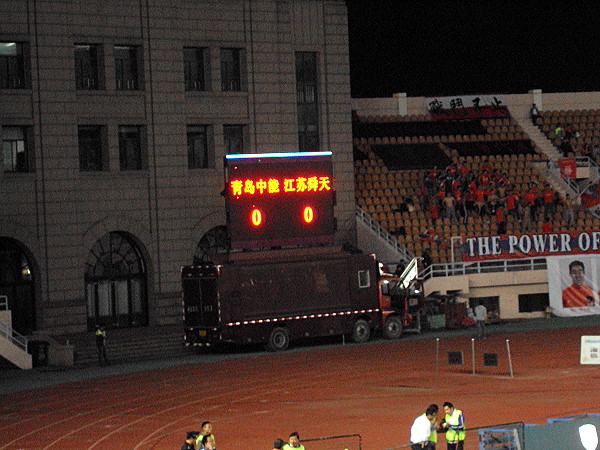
{"left": 0, "top": 321, "right": 32, "bottom": 370}
{"left": 520, "top": 120, "right": 600, "bottom": 218}
{"left": 355, "top": 206, "right": 414, "bottom": 268}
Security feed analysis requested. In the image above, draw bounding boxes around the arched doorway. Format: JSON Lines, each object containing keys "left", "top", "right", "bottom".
{"left": 0, "top": 238, "right": 36, "bottom": 335}
{"left": 193, "top": 225, "right": 230, "bottom": 264}
{"left": 84, "top": 232, "right": 148, "bottom": 330}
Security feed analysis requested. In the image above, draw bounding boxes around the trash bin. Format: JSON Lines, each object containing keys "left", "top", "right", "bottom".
{"left": 28, "top": 340, "right": 49, "bottom": 367}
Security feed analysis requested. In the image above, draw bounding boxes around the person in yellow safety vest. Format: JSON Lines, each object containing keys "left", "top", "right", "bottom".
{"left": 282, "top": 431, "right": 305, "bottom": 450}
{"left": 195, "top": 421, "right": 215, "bottom": 449}
{"left": 428, "top": 404, "right": 440, "bottom": 449}
{"left": 441, "top": 401, "right": 465, "bottom": 450}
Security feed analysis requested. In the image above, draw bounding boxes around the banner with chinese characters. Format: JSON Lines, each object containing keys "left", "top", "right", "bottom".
{"left": 462, "top": 231, "right": 600, "bottom": 261}
{"left": 547, "top": 256, "right": 600, "bottom": 317}
{"left": 425, "top": 94, "right": 509, "bottom": 120}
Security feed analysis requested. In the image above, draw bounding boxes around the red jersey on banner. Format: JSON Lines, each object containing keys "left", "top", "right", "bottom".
{"left": 562, "top": 284, "right": 595, "bottom": 308}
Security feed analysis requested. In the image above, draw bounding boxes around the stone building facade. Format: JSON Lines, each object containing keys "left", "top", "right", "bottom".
{"left": 0, "top": 0, "right": 354, "bottom": 336}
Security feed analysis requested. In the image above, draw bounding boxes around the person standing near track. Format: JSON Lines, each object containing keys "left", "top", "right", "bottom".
{"left": 95, "top": 325, "right": 109, "bottom": 366}
{"left": 428, "top": 404, "right": 440, "bottom": 449}
{"left": 282, "top": 431, "right": 305, "bottom": 450}
{"left": 409, "top": 405, "right": 437, "bottom": 449}
{"left": 441, "top": 401, "right": 465, "bottom": 450}
{"left": 474, "top": 302, "right": 487, "bottom": 338}
{"left": 181, "top": 431, "right": 198, "bottom": 450}
{"left": 195, "top": 421, "right": 215, "bottom": 449}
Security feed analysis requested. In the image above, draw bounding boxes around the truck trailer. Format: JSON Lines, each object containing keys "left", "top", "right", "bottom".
{"left": 182, "top": 246, "right": 422, "bottom": 351}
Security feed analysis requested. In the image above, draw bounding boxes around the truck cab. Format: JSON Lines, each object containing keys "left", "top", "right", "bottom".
{"left": 377, "top": 257, "right": 423, "bottom": 338}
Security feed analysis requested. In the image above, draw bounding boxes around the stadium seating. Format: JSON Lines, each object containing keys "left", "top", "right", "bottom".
{"left": 353, "top": 112, "right": 600, "bottom": 264}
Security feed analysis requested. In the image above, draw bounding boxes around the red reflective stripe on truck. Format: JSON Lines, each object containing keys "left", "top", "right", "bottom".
{"left": 223, "top": 309, "right": 380, "bottom": 326}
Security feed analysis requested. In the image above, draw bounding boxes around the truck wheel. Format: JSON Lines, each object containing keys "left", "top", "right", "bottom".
{"left": 352, "top": 319, "right": 371, "bottom": 344}
{"left": 267, "top": 327, "right": 289, "bottom": 352}
{"left": 383, "top": 315, "right": 403, "bottom": 339}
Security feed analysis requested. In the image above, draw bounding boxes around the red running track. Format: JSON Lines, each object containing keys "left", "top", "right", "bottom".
{"left": 1, "top": 326, "right": 599, "bottom": 449}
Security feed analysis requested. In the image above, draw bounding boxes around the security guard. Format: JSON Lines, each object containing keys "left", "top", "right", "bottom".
{"left": 441, "top": 401, "right": 465, "bottom": 450}
{"left": 282, "top": 431, "right": 305, "bottom": 450}
{"left": 428, "top": 404, "right": 440, "bottom": 448}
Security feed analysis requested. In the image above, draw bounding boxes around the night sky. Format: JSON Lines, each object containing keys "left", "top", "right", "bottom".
{"left": 347, "top": 2, "right": 600, "bottom": 98}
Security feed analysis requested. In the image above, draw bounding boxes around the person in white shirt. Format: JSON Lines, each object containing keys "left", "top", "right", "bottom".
{"left": 474, "top": 302, "right": 487, "bottom": 338}
{"left": 410, "top": 405, "right": 437, "bottom": 449}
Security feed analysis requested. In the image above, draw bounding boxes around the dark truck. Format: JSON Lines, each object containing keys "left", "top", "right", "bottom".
{"left": 182, "top": 246, "right": 422, "bottom": 351}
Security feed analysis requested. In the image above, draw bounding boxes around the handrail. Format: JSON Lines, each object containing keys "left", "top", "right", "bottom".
{"left": 355, "top": 206, "right": 414, "bottom": 261}
{"left": 0, "top": 295, "right": 7, "bottom": 310}
{"left": 0, "top": 320, "right": 28, "bottom": 352}
{"left": 420, "top": 257, "right": 547, "bottom": 280}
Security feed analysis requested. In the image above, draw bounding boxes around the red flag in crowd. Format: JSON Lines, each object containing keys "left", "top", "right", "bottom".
{"left": 557, "top": 157, "right": 576, "bottom": 179}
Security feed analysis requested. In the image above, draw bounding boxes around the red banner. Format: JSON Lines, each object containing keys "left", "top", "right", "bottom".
{"left": 558, "top": 157, "right": 576, "bottom": 179}
{"left": 462, "top": 231, "right": 600, "bottom": 261}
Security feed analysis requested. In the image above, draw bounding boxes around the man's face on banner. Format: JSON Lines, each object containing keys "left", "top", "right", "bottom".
{"left": 570, "top": 264, "right": 585, "bottom": 286}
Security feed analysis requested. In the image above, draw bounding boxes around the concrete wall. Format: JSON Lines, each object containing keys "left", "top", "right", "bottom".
{"left": 0, "top": 0, "right": 354, "bottom": 334}
{"left": 352, "top": 90, "right": 600, "bottom": 122}
{"left": 424, "top": 269, "right": 549, "bottom": 320}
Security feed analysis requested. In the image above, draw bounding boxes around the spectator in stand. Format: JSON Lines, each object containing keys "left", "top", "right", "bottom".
{"left": 542, "top": 219, "right": 552, "bottom": 233}
{"left": 442, "top": 193, "right": 458, "bottom": 224}
{"left": 521, "top": 198, "right": 532, "bottom": 231}
{"left": 496, "top": 206, "right": 506, "bottom": 235}
{"left": 530, "top": 103, "right": 539, "bottom": 123}
{"left": 554, "top": 124, "right": 565, "bottom": 141}
{"left": 273, "top": 439, "right": 285, "bottom": 450}
{"left": 422, "top": 248, "right": 433, "bottom": 270}
{"left": 478, "top": 169, "right": 491, "bottom": 188}
{"left": 524, "top": 186, "right": 537, "bottom": 221}
{"left": 429, "top": 202, "right": 439, "bottom": 227}
{"left": 542, "top": 183, "right": 555, "bottom": 220}
{"left": 454, "top": 190, "right": 466, "bottom": 223}
{"left": 474, "top": 186, "right": 486, "bottom": 217}
{"left": 563, "top": 193, "right": 576, "bottom": 226}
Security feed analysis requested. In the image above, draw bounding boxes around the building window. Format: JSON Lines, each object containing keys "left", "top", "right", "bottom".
{"left": 518, "top": 293, "right": 549, "bottom": 313}
{"left": 115, "top": 45, "right": 140, "bottom": 90}
{"left": 85, "top": 232, "right": 148, "bottom": 330}
{"left": 184, "top": 47, "right": 207, "bottom": 91}
{"left": 75, "top": 44, "right": 101, "bottom": 90}
{"left": 2, "top": 126, "right": 33, "bottom": 173}
{"left": 223, "top": 125, "right": 245, "bottom": 154}
{"left": 0, "top": 42, "right": 27, "bottom": 89}
{"left": 187, "top": 125, "right": 211, "bottom": 169}
{"left": 78, "top": 125, "right": 106, "bottom": 171}
{"left": 118, "top": 126, "right": 144, "bottom": 171}
{"left": 296, "top": 52, "right": 320, "bottom": 151}
{"left": 220, "top": 48, "right": 242, "bottom": 91}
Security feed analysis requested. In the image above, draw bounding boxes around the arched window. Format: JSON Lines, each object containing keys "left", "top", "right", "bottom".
{"left": 193, "top": 225, "right": 229, "bottom": 264}
{"left": 85, "top": 232, "right": 147, "bottom": 330}
{"left": 0, "top": 238, "right": 35, "bottom": 335}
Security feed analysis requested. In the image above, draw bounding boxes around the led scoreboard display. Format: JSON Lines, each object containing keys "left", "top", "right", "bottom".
{"left": 224, "top": 151, "right": 335, "bottom": 249}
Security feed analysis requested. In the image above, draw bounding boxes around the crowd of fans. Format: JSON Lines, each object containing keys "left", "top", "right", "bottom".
{"left": 414, "top": 160, "right": 579, "bottom": 250}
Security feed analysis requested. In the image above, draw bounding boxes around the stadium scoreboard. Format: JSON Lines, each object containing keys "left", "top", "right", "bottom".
{"left": 224, "top": 151, "right": 335, "bottom": 249}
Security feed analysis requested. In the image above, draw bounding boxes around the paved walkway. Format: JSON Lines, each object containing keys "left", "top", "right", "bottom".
{"left": 1, "top": 315, "right": 598, "bottom": 395}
